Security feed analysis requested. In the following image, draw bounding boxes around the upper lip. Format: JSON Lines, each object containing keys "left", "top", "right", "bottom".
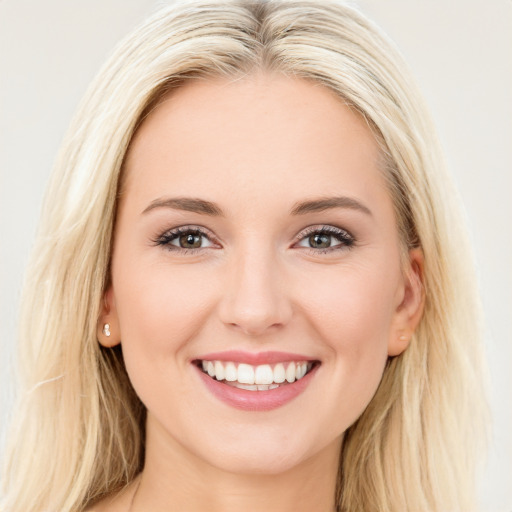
{"left": 194, "top": 350, "right": 318, "bottom": 365}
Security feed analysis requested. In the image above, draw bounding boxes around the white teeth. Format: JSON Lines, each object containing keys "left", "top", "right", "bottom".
{"left": 225, "top": 362, "right": 237, "bottom": 382}
{"left": 214, "top": 361, "right": 225, "bottom": 381}
{"left": 237, "top": 363, "right": 255, "bottom": 384}
{"left": 273, "top": 363, "right": 286, "bottom": 383}
{"left": 199, "top": 359, "right": 316, "bottom": 388}
{"left": 285, "top": 363, "right": 296, "bottom": 383}
{"left": 296, "top": 362, "right": 307, "bottom": 380}
{"left": 226, "top": 382, "right": 280, "bottom": 391}
{"left": 254, "top": 364, "right": 273, "bottom": 385}
{"left": 232, "top": 383, "right": 258, "bottom": 391}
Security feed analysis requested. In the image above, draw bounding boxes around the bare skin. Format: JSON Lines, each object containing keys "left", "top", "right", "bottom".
{"left": 91, "top": 72, "right": 424, "bottom": 512}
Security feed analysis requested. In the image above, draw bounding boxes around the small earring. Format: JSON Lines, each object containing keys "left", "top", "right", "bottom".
{"left": 399, "top": 334, "right": 409, "bottom": 342}
{"left": 103, "top": 323, "right": 111, "bottom": 337}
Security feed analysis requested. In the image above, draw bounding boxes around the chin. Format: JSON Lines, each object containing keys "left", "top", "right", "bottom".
{"left": 206, "top": 448, "right": 308, "bottom": 476}
{"left": 191, "top": 425, "right": 329, "bottom": 476}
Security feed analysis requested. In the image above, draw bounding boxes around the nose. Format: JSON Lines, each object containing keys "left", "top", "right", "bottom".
{"left": 217, "top": 247, "right": 293, "bottom": 336}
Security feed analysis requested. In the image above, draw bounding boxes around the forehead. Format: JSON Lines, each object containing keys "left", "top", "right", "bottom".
{"left": 122, "top": 73, "right": 391, "bottom": 218}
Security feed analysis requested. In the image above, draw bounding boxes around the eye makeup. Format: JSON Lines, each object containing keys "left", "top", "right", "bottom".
{"left": 152, "top": 223, "right": 356, "bottom": 256}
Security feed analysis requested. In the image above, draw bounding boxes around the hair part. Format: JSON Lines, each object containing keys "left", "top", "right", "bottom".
{"left": 1, "top": 1, "right": 487, "bottom": 511}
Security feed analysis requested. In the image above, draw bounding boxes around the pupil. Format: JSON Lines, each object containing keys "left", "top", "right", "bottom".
{"left": 180, "top": 233, "right": 201, "bottom": 248}
{"left": 310, "top": 233, "right": 330, "bottom": 248}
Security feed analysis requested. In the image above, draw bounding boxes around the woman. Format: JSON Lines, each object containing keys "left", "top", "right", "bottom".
{"left": 0, "top": 1, "right": 487, "bottom": 511}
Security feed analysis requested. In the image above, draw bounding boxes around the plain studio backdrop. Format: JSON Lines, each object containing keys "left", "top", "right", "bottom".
{"left": 0, "top": 1, "right": 510, "bottom": 510}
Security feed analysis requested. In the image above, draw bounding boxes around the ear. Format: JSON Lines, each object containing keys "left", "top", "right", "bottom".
{"left": 97, "top": 286, "right": 121, "bottom": 347}
{"left": 388, "top": 248, "right": 425, "bottom": 356}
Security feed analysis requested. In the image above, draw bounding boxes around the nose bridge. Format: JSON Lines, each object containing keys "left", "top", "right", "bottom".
{"left": 219, "top": 241, "right": 291, "bottom": 335}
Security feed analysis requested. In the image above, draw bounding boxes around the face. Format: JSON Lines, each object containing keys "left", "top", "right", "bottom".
{"left": 100, "top": 73, "right": 423, "bottom": 475}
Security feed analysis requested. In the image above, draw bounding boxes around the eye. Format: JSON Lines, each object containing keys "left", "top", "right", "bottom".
{"left": 154, "top": 226, "right": 217, "bottom": 252}
{"left": 173, "top": 231, "right": 208, "bottom": 249}
{"left": 295, "top": 225, "right": 355, "bottom": 252}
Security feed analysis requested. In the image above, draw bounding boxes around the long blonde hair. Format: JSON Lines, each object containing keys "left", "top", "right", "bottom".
{"left": 1, "top": 1, "right": 487, "bottom": 510}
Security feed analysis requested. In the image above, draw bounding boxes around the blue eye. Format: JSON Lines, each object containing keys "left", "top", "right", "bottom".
{"left": 155, "top": 227, "right": 215, "bottom": 251}
{"left": 296, "top": 226, "right": 355, "bottom": 252}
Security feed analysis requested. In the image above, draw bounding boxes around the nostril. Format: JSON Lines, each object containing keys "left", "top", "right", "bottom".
{"left": 217, "top": 273, "right": 293, "bottom": 336}
{"left": 224, "top": 312, "right": 285, "bottom": 335}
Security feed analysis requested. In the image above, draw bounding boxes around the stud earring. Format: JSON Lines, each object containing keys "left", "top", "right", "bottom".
{"left": 103, "top": 323, "right": 111, "bottom": 337}
{"left": 399, "top": 334, "right": 409, "bottom": 342}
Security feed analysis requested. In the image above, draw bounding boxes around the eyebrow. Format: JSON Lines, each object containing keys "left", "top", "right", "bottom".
{"left": 142, "top": 197, "right": 224, "bottom": 216}
{"left": 141, "top": 195, "right": 372, "bottom": 217}
{"left": 290, "top": 196, "right": 372, "bottom": 216}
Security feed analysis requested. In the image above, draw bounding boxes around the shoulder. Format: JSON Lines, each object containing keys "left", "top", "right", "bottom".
{"left": 84, "top": 479, "right": 139, "bottom": 512}
{"left": 84, "top": 495, "right": 125, "bottom": 512}
{"left": 83, "top": 495, "right": 120, "bottom": 512}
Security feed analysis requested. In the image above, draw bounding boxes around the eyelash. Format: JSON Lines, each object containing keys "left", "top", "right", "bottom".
{"left": 153, "top": 225, "right": 356, "bottom": 254}
{"left": 295, "top": 225, "right": 356, "bottom": 253}
{"left": 153, "top": 226, "right": 218, "bottom": 254}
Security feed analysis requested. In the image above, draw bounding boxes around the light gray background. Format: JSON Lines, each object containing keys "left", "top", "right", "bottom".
{"left": 1, "top": 1, "right": 510, "bottom": 510}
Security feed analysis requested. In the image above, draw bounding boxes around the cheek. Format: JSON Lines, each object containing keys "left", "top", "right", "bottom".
{"left": 301, "top": 257, "right": 399, "bottom": 345}
{"left": 296, "top": 258, "right": 400, "bottom": 425}
{"left": 114, "top": 257, "right": 216, "bottom": 339}
{"left": 111, "top": 258, "right": 218, "bottom": 397}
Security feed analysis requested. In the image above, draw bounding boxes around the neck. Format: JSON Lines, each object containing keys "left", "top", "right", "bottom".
{"left": 132, "top": 416, "right": 342, "bottom": 512}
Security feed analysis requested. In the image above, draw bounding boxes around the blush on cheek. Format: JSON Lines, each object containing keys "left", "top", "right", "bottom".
{"left": 298, "top": 271, "right": 394, "bottom": 421}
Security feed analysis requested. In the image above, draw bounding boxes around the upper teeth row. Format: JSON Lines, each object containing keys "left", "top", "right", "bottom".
{"left": 201, "top": 360, "right": 312, "bottom": 385}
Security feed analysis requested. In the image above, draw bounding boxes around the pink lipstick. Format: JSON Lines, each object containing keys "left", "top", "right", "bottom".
{"left": 192, "top": 351, "right": 320, "bottom": 411}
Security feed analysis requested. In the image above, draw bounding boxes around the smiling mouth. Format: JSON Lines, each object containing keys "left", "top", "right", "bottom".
{"left": 194, "top": 360, "right": 320, "bottom": 391}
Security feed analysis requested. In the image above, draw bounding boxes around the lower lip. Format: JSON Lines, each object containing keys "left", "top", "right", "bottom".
{"left": 194, "top": 364, "right": 319, "bottom": 411}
